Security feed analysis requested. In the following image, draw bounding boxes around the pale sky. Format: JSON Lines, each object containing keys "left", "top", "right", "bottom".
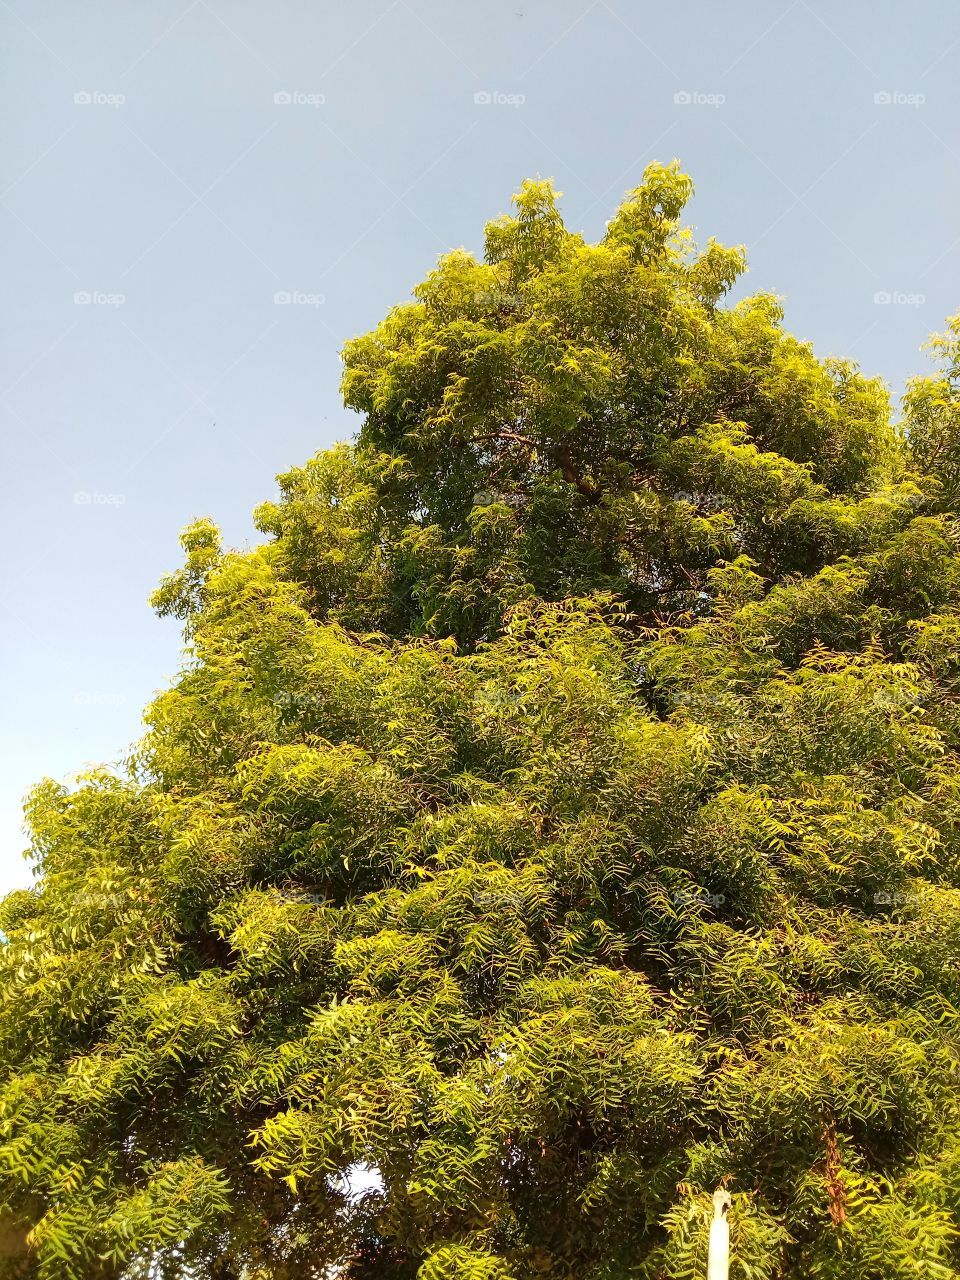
{"left": 2, "top": 0, "right": 958, "bottom": 893}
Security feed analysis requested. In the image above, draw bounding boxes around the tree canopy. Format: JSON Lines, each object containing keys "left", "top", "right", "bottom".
{"left": 4, "top": 163, "right": 960, "bottom": 1279}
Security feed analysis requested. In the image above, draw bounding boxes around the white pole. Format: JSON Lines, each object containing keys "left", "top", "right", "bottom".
{"left": 707, "top": 1189, "right": 731, "bottom": 1280}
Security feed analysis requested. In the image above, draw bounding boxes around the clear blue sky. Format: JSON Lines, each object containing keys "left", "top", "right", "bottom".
{"left": 2, "top": 0, "right": 958, "bottom": 894}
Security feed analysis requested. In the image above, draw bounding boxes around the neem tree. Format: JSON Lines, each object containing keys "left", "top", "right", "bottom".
{"left": 3, "top": 163, "right": 960, "bottom": 1280}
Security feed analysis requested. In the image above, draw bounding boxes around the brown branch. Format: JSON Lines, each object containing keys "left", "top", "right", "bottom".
{"left": 475, "top": 430, "right": 538, "bottom": 450}
{"left": 554, "top": 443, "right": 602, "bottom": 503}
{"left": 822, "top": 1120, "right": 847, "bottom": 1228}
{"left": 474, "top": 431, "right": 603, "bottom": 503}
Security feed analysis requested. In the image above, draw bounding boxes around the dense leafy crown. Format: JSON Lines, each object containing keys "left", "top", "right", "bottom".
{"left": 3, "top": 164, "right": 960, "bottom": 1279}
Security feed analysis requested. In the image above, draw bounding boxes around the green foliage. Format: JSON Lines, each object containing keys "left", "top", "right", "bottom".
{"left": 3, "top": 167, "right": 960, "bottom": 1277}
